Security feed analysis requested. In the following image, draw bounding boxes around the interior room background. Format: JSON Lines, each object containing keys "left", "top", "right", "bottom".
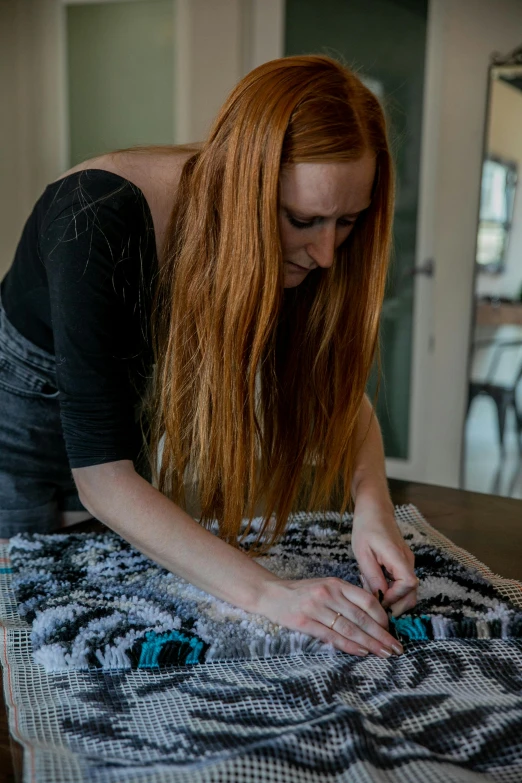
{"left": 1, "top": 0, "right": 522, "bottom": 497}
{"left": 465, "top": 63, "right": 522, "bottom": 499}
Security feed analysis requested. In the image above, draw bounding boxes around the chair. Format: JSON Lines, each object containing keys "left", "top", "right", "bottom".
{"left": 467, "top": 338, "right": 522, "bottom": 454}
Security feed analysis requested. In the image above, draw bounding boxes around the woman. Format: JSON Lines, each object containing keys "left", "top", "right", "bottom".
{"left": 0, "top": 55, "right": 417, "bottom": 659}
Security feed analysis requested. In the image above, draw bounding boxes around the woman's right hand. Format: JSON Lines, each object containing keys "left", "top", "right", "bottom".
{"left": 257, "top": 577, "right": 403, "bottom": 658}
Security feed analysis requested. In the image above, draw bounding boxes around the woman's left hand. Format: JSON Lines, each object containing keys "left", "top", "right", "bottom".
{"left": 351, "top": 506, "right": 418, "bottom": 617}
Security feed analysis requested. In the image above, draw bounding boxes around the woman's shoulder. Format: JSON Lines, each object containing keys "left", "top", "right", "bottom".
{"left": 53, "top": 145, "right": 200, "bottom": 205}
{"left": 49, "top": 145, "right": 200, "bottom": 260}
{"left": 43, "top": 153, "right": 147, "bottom": 214}
{"left": 38, "top": 167, "right": 151, "bottom": 248}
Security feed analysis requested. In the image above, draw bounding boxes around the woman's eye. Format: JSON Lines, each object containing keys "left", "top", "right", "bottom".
{"left": 287, "top": 214, "right": 357, "bottom": 230}
{"left": 287, "top": 215, "right": 314, "bottom": 229}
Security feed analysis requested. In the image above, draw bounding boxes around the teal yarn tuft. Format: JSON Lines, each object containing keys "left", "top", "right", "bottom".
{"left": 391, "top": 615, "right": 431, "bottom": 641}
{"left": 138, "top": 629, "right": 206, "bottom": 668}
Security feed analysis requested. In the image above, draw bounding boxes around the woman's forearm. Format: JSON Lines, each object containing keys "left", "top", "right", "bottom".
{"left": 349, "top": 396, "right": 417, "bottom": 612}
{"left": 73, "top": 460, "right": 279, "bottom": 614}
{"left": 350, "top": 394, "right": 393, "bottom": 513}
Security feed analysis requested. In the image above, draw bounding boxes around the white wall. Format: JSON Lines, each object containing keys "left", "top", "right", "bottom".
{"left": 0, "top": 0, "right": 66, "bottom": 279}
{"left": 425, "top": 0, "right": 522, "bottom": 487}
{"left": 175, "top": 0, "right": 283, "bottom": 142}
{"left": 175, "top": 0, "right": 243, "bottom": 143}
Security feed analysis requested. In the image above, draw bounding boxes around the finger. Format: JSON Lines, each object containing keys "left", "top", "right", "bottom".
{"left": 341, "top": 584, "right": 389, "bottom": 629}
{"left": 381, "top": 575, "right": 419, "bottom": 609}
{"left": 305, "top": 619, "right": 370, "bottom": 657}
{"left": 360, "top": 573, "right": 381, "bottom": 597}
{"left": 360, "top": 574, "right": 371, "bottom": 592}
{"left": 329, "top": 604, "right": 403, "bottom": 656}
{"left": 331, "top": 614, "right": 403, "bottom": 658}
{"left": 357, "top": 551, "right": 388, "bottom": 597}
{"left": 378, "top": 545, "right": 415, "bottom": 585}
{"left": 389, "top": 590, "right": 418, "bottom": 618}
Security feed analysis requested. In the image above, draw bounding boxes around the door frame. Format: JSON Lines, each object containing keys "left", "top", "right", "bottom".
{"left": 384, "top": 0, "right": 442, "bottom": 481}
{"left": 257, "top": 0, "right": 439, "bottom": 482}
{"left": 174, "top": 0, "right": 285, "bottom": 142}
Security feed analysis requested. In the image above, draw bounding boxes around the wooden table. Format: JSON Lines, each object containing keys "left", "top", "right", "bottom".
{"left": 475, "top": 300, "right": 522, "bottom": 327}
{"left": 1, "top": 480, "right": 521, "bottom": 782}
{"left": 387, "top": 480, "right": 522, "bottom": 581}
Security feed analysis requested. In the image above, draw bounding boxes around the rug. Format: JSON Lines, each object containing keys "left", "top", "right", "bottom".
{"left": 7, "top": 505, "right": 522, "bottom": 671}
{"left": 1, "top": 505, "right": 522, "bottom": 782}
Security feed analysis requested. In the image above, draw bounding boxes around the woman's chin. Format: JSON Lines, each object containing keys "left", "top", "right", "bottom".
{"left": 283, "top": 277, "right": 305, "bottom": 288}
{"left": 283, "top": 262, "right": 310, "bottom": 287}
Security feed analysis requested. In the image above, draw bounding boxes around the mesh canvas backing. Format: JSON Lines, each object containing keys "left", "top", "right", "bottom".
{"left": 1, "top": 504, "right": 522, "bottom": 783}
{"left": 403, "top": 505, "right": 522, "bottom": 607}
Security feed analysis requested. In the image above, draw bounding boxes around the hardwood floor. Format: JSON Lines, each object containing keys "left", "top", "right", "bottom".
{"left": 464, "top": 396, "right": 522, "bottom": 499}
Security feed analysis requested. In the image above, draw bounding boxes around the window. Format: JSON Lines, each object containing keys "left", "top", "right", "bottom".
{"left": 476, "top": 157, "right": 517, "bottom": 273}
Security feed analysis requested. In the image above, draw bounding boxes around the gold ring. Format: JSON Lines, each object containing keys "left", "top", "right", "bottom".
{"left": 329, "top": 611, "right": 342, "bottom": 631}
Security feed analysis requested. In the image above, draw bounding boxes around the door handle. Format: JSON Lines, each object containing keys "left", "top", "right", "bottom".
{"left": 403, "top": 259, "right": 435, "bottom": 278}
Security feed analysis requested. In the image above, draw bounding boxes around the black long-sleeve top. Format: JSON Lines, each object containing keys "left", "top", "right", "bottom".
{"left": 1, "top": 169, "right": 158, "bottom": 469}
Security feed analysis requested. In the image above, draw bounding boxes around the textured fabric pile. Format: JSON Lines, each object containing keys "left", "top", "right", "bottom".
{"left": 8, "top": 506, "right": 522, "bottom": 672}
{"left": 1, "top": 505, "right": 521, "bottom": 782}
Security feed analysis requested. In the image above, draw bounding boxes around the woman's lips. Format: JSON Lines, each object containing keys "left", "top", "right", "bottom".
{"left": 286, "top": 261, "right": 309, "bottom": 272}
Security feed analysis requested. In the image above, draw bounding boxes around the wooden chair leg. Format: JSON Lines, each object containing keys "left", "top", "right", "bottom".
{"left": 492, "top": 392, "right": 509, "bottom": 455}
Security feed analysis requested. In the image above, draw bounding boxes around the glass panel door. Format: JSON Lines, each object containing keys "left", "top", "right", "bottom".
{"left": 66, "top": 0, "right": 175, "bottom": 166}
{"left": 285, "top": 0, "right": 428, "bottom": 459}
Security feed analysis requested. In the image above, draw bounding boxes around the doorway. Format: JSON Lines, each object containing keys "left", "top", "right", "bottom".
{"left": 284, "top": 0, "right": 433, "bottom": 478}
{"left": 463, "top": 46, "right": 522, "bottom": 500}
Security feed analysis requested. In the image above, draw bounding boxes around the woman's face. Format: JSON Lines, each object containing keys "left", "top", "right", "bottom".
{"left": 279, "top": 152, "right": 376, "bottom": 288}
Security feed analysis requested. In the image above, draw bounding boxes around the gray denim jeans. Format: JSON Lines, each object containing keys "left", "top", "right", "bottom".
{"left": 0, "top": 292, "right": 86, "bottom": 537}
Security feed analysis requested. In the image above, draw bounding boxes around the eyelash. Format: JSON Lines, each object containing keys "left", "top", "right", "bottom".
{"left": 287, "top": 215, "right": 357, "bottom": 230}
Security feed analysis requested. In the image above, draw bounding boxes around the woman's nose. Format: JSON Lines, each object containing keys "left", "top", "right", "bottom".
{"left": 306, "top": 226, "right": 337, "bottom": 269}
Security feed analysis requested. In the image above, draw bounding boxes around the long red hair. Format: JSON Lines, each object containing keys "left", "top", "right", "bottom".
{"left": 147, "top": 55, "right": 395, "bottom": 552}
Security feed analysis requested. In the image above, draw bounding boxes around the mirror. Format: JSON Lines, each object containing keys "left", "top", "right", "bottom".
{"left": 463, "top": 45, "right": 522, "bottom": 498}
